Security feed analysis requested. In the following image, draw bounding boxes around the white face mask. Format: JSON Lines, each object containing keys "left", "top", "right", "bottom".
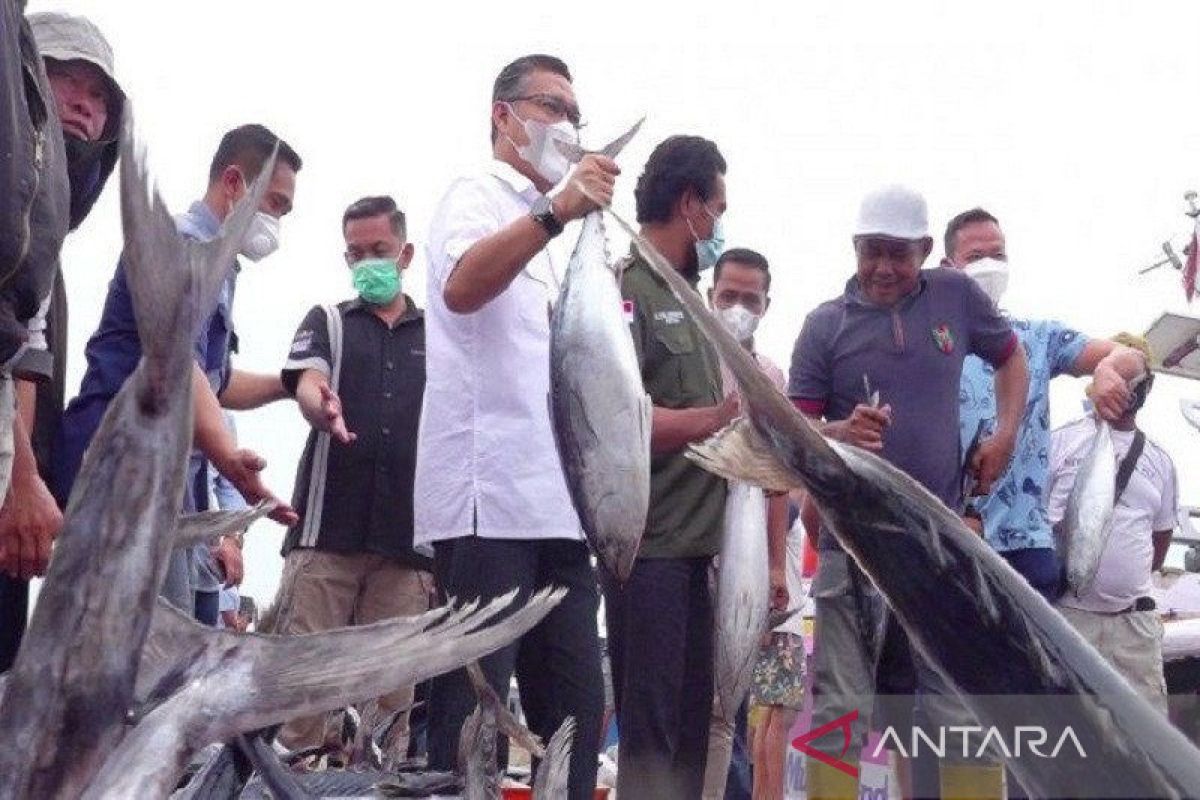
{"left": 239, "top": 212, "right": 281, "bottom": 262}
{"left": 963, "top": 256, "right": 1009, "bottom": 305}
{"left": 506, "top": 104, "right": 577, "bottom": 186}
{"left": 715, "top": 303, "right": 761, "bottom": 344}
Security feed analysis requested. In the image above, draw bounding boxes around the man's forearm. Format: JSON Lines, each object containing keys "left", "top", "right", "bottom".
{"left": 767, "top": 493, "right": 789, "bottom": 576}
{"left": 1152, "top": 530, "right": 1172, "bottom": 572}
{"left": 193, "top": 365, "right": 236, "bottom": 467}
{"left": 650, "top": 405, "right": 725, "bottom": 456}
{"left": 220, "top": 369, "right": 287, "bottom": 411}
{"left": 992, "top": 346, "right": 1029, "bottom": 441}
{"left": 443, "top": 216, "right": 551, "bottom": 314}
{"left": 294, "top": 369, "right": 329, "bottom": 430}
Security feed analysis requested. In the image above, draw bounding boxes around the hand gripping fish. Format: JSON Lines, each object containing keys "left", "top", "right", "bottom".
{"left": 585, "top": 193, "right": 1200, "bottom": 800}
{"left": 549, "top": 118, "right": 651, "bottom": 582}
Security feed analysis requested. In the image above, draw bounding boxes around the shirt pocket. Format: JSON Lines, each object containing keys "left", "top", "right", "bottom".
{"left": 650, "top": 322, "right": 709, "bottom": 403}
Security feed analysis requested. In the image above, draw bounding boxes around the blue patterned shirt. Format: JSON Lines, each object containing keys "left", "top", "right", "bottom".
{"left": 959, "top": 319, "right": 1088, "bottom": 552}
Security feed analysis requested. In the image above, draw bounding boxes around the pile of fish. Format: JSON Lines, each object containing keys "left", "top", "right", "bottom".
{"left": 590, "top": 197, "right": 1200, "bottom": 799}
{"left": 0, "top": 109, "right": 563, "bottom": 800}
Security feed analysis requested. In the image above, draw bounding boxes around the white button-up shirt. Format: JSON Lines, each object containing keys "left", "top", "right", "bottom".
{"left": 414, "top": 159, "right": 583, "bottom": 546}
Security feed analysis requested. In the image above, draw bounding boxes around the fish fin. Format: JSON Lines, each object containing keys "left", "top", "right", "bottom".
{"left": 178, "top": 588, "right": 565, "bottom": 741}
{"left": 599, "top": 116, "right": 645, "bottom": 159}
{"left": 173, "top": 500, "right": 276, "bottom": 548}
{"left": 118, "top": 111, "right": 274, "bottom": 398}
{"left": 687, "top": 418, "right": 802, "bottom": 492}
{"left": 135, "top": 599, "right": 233, "bottom": 703}
{"left": 533, "top": 716, "right": 575, "bottom": 799}
{"left": 237, "top": 733, "right": 316, "bottom": 800}
{"left": 117, "top": 107, "right": 190, "bottom": 389}
{"left": 466, "top": 661, "right": 546, "bottom": 757}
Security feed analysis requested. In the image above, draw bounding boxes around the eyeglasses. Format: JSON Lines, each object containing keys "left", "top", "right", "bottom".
{"left": 506, "top": 93, "right": 584, "bottom": 128}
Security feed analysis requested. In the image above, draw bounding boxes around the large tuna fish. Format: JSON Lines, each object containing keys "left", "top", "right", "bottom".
{"left": 713, "top": 479, "right": 770, "bottom": 722}
{"left": 549, "top": 119, "right": 650, "bottom": 582}
{"left": 590, "top": 197, "right": 1200, "bottom": 800}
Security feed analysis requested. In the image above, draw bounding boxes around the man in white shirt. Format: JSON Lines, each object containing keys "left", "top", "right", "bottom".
{"left": 416, "top": 54, "right": 619, "bottom": 800}
{"left": 1047, "top": 339, "right": 1175, "bottom": 713}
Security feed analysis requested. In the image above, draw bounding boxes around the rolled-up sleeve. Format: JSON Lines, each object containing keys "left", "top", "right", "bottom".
{"left": 6, "top": 288, "right": 54, "bottom": 381}
{"left": 430, "top": 177, "right": 504, "bottom": 285}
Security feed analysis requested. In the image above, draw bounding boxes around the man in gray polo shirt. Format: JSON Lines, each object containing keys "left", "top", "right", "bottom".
{"left": 789, "top": 185, "right": 1028, "bottom": 800}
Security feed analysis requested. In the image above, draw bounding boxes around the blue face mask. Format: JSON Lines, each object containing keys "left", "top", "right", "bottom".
{"left": 688, "top": 204, "right": 725, "bottom": 271}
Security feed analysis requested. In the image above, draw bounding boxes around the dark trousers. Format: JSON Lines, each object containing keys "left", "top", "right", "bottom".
{"left": 0, "top": 574, "right": 27, "bottom": 672}
{"left": 427, "top": 537, "right": 603, "bottom": 800}
{"left": 602, "top": 556, "right": 714, "bottom": 800}
{"left": 195, "top": 589, "right": 220, "bottom": 627}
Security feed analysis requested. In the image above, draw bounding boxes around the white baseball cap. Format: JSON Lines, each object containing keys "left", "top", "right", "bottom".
{"left": 853, "top": 184, "right": 929, "bottom": 240}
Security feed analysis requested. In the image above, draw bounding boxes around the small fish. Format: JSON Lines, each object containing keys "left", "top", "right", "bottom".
{"left": 1061, "top": 417, "right": 1117, "bottom": 596}
{"left": 713, "top": 480, "right": 770, "bottom": 723}
{"left": 549, "top": 119, "right": 650, "bottom": 582}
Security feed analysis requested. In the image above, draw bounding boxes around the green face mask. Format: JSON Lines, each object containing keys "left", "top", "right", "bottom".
{"left": 351, "top": 258, "right": 402, "bottom": 305}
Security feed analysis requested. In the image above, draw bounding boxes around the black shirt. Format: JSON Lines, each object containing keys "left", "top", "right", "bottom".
{"left": 280, "top": 297, "right": 430, "bottom": 569}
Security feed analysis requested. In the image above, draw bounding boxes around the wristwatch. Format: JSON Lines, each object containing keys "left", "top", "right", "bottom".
{"left": 531, "top": 195, "right": 564, "bottom": 239}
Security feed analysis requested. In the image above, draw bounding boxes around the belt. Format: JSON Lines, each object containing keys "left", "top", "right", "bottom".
{"left": 1119, "top": 596, "right": 1157, "bottom": 614}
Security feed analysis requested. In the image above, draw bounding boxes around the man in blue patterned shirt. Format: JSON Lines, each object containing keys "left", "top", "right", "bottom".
{"left": 944, "top": 208, "right": 1144, "bottom": 600}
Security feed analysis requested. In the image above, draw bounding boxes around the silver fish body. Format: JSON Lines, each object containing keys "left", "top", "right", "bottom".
{"left": 713, "top": 479, "right": 769, "bottom": 721}
{"left": 549, "top": 212, "right": 651, "bottom": 582}
{"left": 1061, "top": 418, "right": 1116, "bottom": 596}
{"left": 596, "top": 202, "right": 1200, "bottom": 800}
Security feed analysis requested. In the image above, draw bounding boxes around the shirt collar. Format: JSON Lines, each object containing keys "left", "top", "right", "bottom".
{"left": 842, "top": 272, "right": 926, "bottom": 310}
{"left": 488, "top": 158, "right": 543, "bottom": 205}
{"left": 626, "top": 244, "right": 701, "bottom": 289}
{"left": 182, "top": 200, "right": 222, "bottom": 240}
{"left": 345, "top": 295, "right": 424, "bottom": 325}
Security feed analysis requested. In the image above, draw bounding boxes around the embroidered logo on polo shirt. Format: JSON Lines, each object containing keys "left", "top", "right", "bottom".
{"left": 654, "top": 309, "right": 685, "bottom": 325}
{"left": 931, "top": 324, "right": 954, "bottom": 354}
{"left": 289, "top": 330, "right": 314, "bottom": 354}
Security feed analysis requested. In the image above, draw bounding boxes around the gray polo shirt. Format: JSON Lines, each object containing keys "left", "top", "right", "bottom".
{"left": 788, "top": 268, "right": 1016, "bottom": 549}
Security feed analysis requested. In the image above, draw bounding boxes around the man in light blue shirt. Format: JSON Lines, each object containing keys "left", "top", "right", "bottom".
{"left": 945, "top": 208, "right": 1143, "bottom": 599}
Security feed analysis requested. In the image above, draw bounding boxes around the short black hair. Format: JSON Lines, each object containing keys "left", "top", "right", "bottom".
{"left": 634, "top": 136, "right": 726, "bottom": 224}
{"left": 714, "top": 247, "right": 771, "bottom": 292}
{"left": 342, "top": 195, "right": 406, "bottom": 240}
{"left": 207, "top": 124, "right": 302, "bottom": 186}
{"left": 943, "top": 207, "right": 999, "bottom": 260}
{"left": 490, "top": 54, "right": 572, "bottom": 144}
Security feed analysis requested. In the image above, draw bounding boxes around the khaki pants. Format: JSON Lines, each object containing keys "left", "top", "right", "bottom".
{"left": 276, "top": 550, "right": 432, "bottom": 756}
{"left": 1058, "top": 605, "right": 1168, "bottom": 714}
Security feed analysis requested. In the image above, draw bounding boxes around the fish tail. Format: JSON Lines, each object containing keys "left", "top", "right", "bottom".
{"left": 118, "top": 107, "right": 275, "bottom": 405}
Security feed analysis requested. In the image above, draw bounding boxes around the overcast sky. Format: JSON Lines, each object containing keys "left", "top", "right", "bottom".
{"left": 27, "top": 0, "right": 1200, "bottom": 605}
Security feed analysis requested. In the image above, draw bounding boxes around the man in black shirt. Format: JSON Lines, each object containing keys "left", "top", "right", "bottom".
{"left": 276, "top": 196, "right": 432, "bottom": 761}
